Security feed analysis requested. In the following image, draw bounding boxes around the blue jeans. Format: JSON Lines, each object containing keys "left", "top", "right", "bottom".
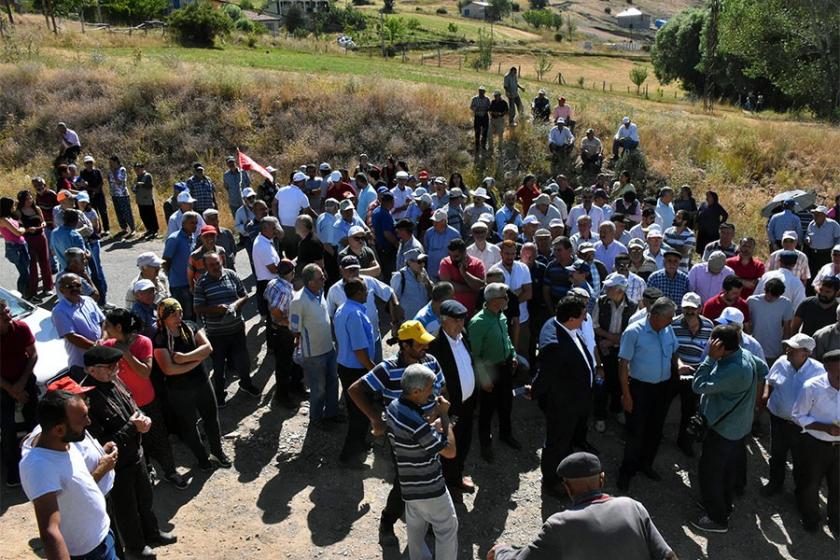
{"left": 5, "top": 242, "right": 31, "bottom": 297}
{"left": 303, "top": 349, "right": 339, "bottom": 421}
{"left": 87, "top": 239, "right": 108, "bottom": 302}
{"left": 71, "top": 530, "right": 118, "bottom": 560}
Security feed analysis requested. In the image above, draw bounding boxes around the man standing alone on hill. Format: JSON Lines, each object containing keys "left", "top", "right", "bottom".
{"left": 470, "top": 86, "right": 491, "bottom": 154}
{"left": 488, "top": 91, "right": 509, "bottom": 152}
{"left": 503, "top": 67, "right": 525, "bottom": 126}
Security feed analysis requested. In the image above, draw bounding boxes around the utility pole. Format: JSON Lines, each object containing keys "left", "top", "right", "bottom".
{"left": 4, "top": 0, "right": 14, "bottom": 26}
{"left": 703, "top": 0, "right": 720, "bottom": 112}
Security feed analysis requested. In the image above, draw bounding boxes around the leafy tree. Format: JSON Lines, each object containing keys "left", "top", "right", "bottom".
{"left": 100, "top": 0, "right": 169, "bottom": 23}
{"left": 629, "top": 64, "right": 648, "bottom": 94}
{"left": 534, "top": 52, "right": 553, "bottom": 81}
{"left": 718, "top": 0, "right": 839, "bottom": 119}
{"left": 284, "top": 3, "right": 305, "bottom": 33}
{"left": 167, "top": 1, "right": 232, "bottom": 46}
{"left": 239, "top": 0, "right": 255, "bottom": 10}
{"left": 487, "top": 0, "right": 511, "bottom": 21}
{"left": 380, "top": 15, "right": 406, "bottom": 47}
{"left": 222, "top": 3, "right": 242, "bottom": 20}
{"left": 651, "top": 8, "right": 705, "bottom": 93}
{"left": 470, "top": 27, "right": 493, "bottom": 70}
{"left": 235, "top": 17, "right": 256, "bottom": 32}
{"left": 382, "top": 0, "right": 394, "bottom": 14}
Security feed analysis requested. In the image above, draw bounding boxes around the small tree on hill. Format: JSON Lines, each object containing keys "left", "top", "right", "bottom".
{"left": 565, "top": 14, "right": 576, "bottom": 41}
{"left": 488, "top": 0, "right": 512, "bottom": 21}
{"left": 168, "top": 1, "right": 232, "bottom": 47}
{"left": 629, "top": 64, "right": 648, "bottom": 94}
{"left": 534, "top": 52, "right": 552, "bottom": 81}
{"left": 284, "top": 3, "right": 305, "bottom": 33}
{"left": 470, "top": 27, "right": 493, "bottom": 70}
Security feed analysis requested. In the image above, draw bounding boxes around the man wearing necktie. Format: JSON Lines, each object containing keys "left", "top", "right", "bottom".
{"left": 533, "top": 295, "right": 597, "bottom": 499}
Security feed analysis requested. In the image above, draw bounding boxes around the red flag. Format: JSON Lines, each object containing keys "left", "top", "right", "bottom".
{"left": 237, "top": 149, "right": 273, "bottom": 182}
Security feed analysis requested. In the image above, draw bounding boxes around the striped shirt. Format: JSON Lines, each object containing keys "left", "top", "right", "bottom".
{"left": 671, "top": 315, "right": 714, "bottom": 367}
{"left": 385, "top": 397, "right": 448, "bottom": 501}
{"left": 193, "top": 269, "right": 246, "bottom": 335}
{"left": 663, "top": 227, "right": 695, "bottom": 270}
{"left": 361, "top": 354, "right": 445, "bottom": 414}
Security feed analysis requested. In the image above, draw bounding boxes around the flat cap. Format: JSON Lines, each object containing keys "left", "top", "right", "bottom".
{"left": 84, "top": 345, "right": 124, "bottom": 367}
{"left": 440, "top": 299, "right": 468, "bottom": 319}
{"left": 643, "top": 287, "right": 663, "bottom": 301}
{"left": 823, "top": 349, "right": 840, "bottom": 362}
{"left": 556, "top": 452, "right": 602, "bottom": 479}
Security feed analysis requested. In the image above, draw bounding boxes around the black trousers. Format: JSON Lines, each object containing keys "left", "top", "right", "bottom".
{"left": 699, "top": 429, "right": 742, "bottom": 525}
{"left": 209, "top": 327, "right": 252, "bottom": 399}
{"left": 166, "top": 378, "right": 224, "bottom": 463}
{"left": 793, "top": 433, "right": 840, "bottom": 528}
{"left": 442, "top": 396, "right": 476, "bottom": 485}
{"left": 139, "top": 399, "right": 176, "bottom": 476}
{"left": 281, "top": 226, "right": 299, "bottom": 260}
{"left": 473, "top": 114, "right": 489, "bottom": 151}
{"left": 666, "top": 376, "right": 698, "bottom": 443}
{"left": 479, "top": 360, "right": 514, "bottom": 448}
{"left": 110, "top": 460, "right": 159, "bottom": 551}
{"left": 768, "top": 413, "right": 800, "bottom": 487}
{"left": 594, "top": 348, "right": 621, "bottom": 419}
{"left": 382, "top": 445, "right": 404, "bottom": 527}
{"left": 137, "top": 204, "right": 159, "bottom": 235}
{"left": 270, "top": 324, "right": 302, "bottom": 397}
{"left": 89, "top": 190, "right": 110, "bottom": 233}
{"left": 256, "top": 279, "right": 270, "bottom": 318}
{"left": 338, "top": 365, "right": 369, "bottom": 461}
{"left": 620, "top": 378, "right": 670, "bottom": 477}
{"left": 0, "top": 377, "right": 38, "bottom": 484}
{"left": 541, "top": 406, "right": 588, "bottom": 488}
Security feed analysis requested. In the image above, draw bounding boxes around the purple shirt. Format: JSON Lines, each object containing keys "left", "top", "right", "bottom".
{"left": 688, "top": 263, "right": 736, "bottom": 303}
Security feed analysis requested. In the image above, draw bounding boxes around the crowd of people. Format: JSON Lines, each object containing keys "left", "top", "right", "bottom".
{"left": 1, "top": 119, "right": 840, "bottom": 560}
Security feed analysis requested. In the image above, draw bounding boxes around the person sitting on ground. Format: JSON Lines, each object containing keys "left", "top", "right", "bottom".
{"left": 548, "top": 119, "right": 575, "bottom": 156}
{"left": 551, "top": 96, "right": 575, "bottom": 131}
{"left": 580, "top": 128, "right": 604, "bottom": 173}
{"left": 531, "top": 89, "right": 551, "bottom": 122}
{"left": 612, "top": 116, "right": 640, "bottom": 160}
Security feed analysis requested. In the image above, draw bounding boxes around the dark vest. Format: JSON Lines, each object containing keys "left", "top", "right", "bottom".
{"left": 596, "top": 294, "right": 637, "bottom": 334}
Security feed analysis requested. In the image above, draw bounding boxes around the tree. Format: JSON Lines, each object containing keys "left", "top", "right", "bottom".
{"left": 629, "top": 64, "right": 648, "bottom": 94}
{"left": 382, "top": 0, "right": 394, "bottom": 13}
{"left": 529, "top": 0, "right": 548, "bottom": 9}
{"left": 167, "top": 1, "right": 233, "bottom": 47}
{"left": 651, "top": 8, "right": 705, "bottom": 93}
{"left": 565, "top": 14, "right": 576, "bottom": 41}
{"left": 284, "top": 3, "right": 305, "bottom": 33}
{"left": 100, "top": 0, "right": 169, "bottom": 24}
{"left": 534, "top": 52, "right": 553, "bottom": 81}
{"left": 487, "top": 0, "right": 511, "bottom": 21}
{"left": 719, "top": 0, "right": 839, "bottom": 119}
{"left": 470, "top": 27, "right": 493, "bottom": 70}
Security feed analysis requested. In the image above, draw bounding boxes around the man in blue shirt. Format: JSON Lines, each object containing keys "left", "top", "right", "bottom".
{"left": 691, "top": 324, "right": 768, "bottom": 533}
{"left": 333, "top": 277, "right": 377, "bottom": 467}
{"left": 162, "top": 211, "right": 199, "bottom": 319}
{"left": 495, "top": 190, "right": 523, "bottom": 238}
{"left": 647, "top": 250, "right": 690, "bottom": 305}
{"left": 617, "top": 297, "right": 679, "bottom": 491}
{"left": 51, "top": 273, "right": 105, "bottom": 368}
{"left": 767, "top": 199, "right": 803, "bottom": 252}
{"left": 371, "top": 192, "right": 398, "bottom": 280}
{"left": 423, "top": 209, "right": 462, "bottom": 282}
{"left": 223, "top": 156, "right": 250, "bottom": 219}
{"left": 51, "top": 209, "right": 87, "bottom": 273}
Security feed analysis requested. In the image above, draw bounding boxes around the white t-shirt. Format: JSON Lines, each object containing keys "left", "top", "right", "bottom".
{"left": 274, "top": 186, "right": 310, "bottom": 227}
{"left": 252, "top": 233, "right": 280, "bottom": 281}
{"left": 390, "top": 186, "right": 413, "bottom": 219}
{"left": 490, "top": 261, "right": 532, "bottom": 322}
{"left": 20, "top": 444, "right": 110, "bottom": 556}
{"left": 466, "top": 242, "right": 502, "bottom": 273}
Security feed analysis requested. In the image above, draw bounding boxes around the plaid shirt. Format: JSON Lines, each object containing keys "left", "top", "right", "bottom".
{"left": 265, "top": 277, "right": 294, "bottom": 326}
{"left": 186, "top": 175, "right": 216, "bottom": 214}
{"left": 623, "top": 271, "right": 647, "bottom": 303}
{"left": 647, "top": 268, "right": 690, "bottom": 305}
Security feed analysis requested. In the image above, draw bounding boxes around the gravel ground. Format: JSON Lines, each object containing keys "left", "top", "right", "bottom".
{"left": 0, "top": 236, "right": 837, "bottom": 560}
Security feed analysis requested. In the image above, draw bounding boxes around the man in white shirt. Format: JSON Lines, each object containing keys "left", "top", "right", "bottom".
{"left": 612, "top": 116, "right": 639, "bottom": 159}
{"left": 273, "top": 171, "right": 317, "bottom": 259}
{"left": 593, "top": 221, "right": 628, "bottom": 273}
{"left": 490, "top": 240, "right": 532, "bottom": 356}
{"left": 20, "top": 390, "right": 117, "bottom": 560}
{"left": 252, "top": 216, "right": 282, "bottom": 319}
{"left": 466, "top": 220, "right": 502, "bottom": 272}
{"left": 755, "top": 251, "right": 807, "bottom": 311}
{"left": 527, "top": 193, "right": 565, "bottom": 230}
{"left": 566, "top": 188, "right": 604, "bottom": 236}
{"left": 390, "top": 171, "right": 413, "bottom": 219}
{"left": 548, "top": 119, "right": 575, "bottom": 156}
{"left": 654, "top": 187, "right": 675, "bottom": 229}
{"left": 790, "top": 348, "right": 840, "bottom": 533}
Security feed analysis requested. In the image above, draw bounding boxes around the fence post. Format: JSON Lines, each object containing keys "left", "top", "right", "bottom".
{"left": 459, "top": 57, "right": 462, "bottom": 71}
{"left": 602, "top": 81, "right": 605, "bottom": 91}
{"left": 438, "top": 47, "right": 441, "bottom": 67}
{"left": 498, "top": 63, "right": 501, "bottom": 74}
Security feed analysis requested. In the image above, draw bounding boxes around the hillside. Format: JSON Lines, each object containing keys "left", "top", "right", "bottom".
{"left": 0, "top": 14, "right": 837, "bottom": 249}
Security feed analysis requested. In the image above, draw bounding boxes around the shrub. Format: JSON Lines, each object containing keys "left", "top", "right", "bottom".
{"left": 222, "top": 3, "right": 242, "bottom": 20}
{"left": 554, "top": 32, "right": 563, "bottom": 41}
{"left": 604, "top": 6, "right": 611, "bottom": 14}
{"left": 382, "top": 0, "right": 394, "bottom": 13}
{"left": 239, "top": 0, "right": 255, "bottom": 9}
{"left": 529, "top": 0, "right": 547, "bottom": 8}
{"left": 168, "top": 2, "right": 233, "bottom": 47}
{"left": 285, "top": 4, "right": 306, "bottom": 33}
{"left": 511, "top": 2, "right": 520, "bottom": 12}
{"left": 235, "top": 17, "right": 256, "bottom": 32}
{"left": 436, "top": 7, "right": 447, "bottom": 13}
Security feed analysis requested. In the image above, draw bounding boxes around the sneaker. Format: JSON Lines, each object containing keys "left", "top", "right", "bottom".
{"left": 211, "top": 453, "right": 232, "bottom": 469}
{"left": 239, "top": 383, "right": 261, "bottom": 397}
{"left": 595, "top": 420, "right": 606, "bottom": 433}
{"left": 164, "top": 472, "right": 189, "bottom": 490}
{"left": 690, "top": 515, "right": 728, "bottom": 533}
{"left": 149, "top": 531, "right": 177, "bottom": 546}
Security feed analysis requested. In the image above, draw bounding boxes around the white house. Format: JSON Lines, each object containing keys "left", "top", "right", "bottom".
{"left": 461, "top": 1, "right": 490, "bottom": 20}
{"left": 616, "top": 7, "right": 651, "bottom": 29}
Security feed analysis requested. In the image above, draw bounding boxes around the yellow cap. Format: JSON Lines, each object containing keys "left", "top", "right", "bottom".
{"left": 397, "top": 320, "right": 436, "bottom": 344}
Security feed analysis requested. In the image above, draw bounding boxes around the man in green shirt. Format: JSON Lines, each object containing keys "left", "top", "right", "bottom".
{"left": 691, "top": 324, "right": 768, "bottom": 533}
{"left": 469, "top": 282, "right": 518, "bottom": 463}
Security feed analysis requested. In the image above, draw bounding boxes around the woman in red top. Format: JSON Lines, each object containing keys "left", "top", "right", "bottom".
{"left": 516, "top": 174, "right": 541, "bottom": 214}
{"left": 103, "top": 308, "right": 188, "bottom": 489}
{"left": 17, "top": 190, "right": 54, "bottom": 296}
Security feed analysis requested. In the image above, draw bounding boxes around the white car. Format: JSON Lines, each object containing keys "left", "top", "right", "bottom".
{"left": 1, "top": 287, "right": 69, "bottom": 386}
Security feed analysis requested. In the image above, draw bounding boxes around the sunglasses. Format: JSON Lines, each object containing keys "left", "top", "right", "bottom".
{"left": 352, "top": 236, "right": 366, "bottom": 241}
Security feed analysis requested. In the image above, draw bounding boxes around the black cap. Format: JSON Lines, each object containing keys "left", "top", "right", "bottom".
{"left": 395, "top": 218, "right": 414, "bottom": 231}
{"left": 440, "top": 299, "right": 468, "bottom": 319}
{"left": 83, "top": 345, "right": 124, "bottom": 367}
{"left": 663, "top": 248, "right": 682, "bottom": 259}
{"left": 823, "top": 349, "right": 840, "bottom": 363}
{"left": 643, "top": 287, "right": 663, "bottom": 301}
{"left": 381, "top": 192, "right": 395, "bottom": 202}
{"left": 556, "top": 452, "right": 602, "bottom": 479}
{"left": 340, "top": 255, "right": 361, "bottom": 269}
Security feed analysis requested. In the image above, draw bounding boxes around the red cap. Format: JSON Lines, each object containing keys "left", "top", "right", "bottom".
{"left": 47, "top": 377, "right": 95, "bottom": 394}
{"left": 418, "top": 170, "right": 429, "bottom": 180}
{"left": 199, "top": 225, "right": 218, "bottom": 237}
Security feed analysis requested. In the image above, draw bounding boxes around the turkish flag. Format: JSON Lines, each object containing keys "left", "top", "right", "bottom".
{"left": 237, "top": 149, "right": 273, "bottom": 182}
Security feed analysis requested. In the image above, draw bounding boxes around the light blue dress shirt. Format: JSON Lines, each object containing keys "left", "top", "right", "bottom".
{"left": 618, "top": 318, "right": 678, "bottom": 383}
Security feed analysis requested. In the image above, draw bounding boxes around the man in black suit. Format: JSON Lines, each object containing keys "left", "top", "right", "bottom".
{"left": 533, "top": 295, "right": 596, "bottom": 499}
{"left": 429, "top": 300, "right": 479, "bottom": 499}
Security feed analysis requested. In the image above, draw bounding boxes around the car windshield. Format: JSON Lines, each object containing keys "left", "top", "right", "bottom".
{"left": 0, "top": 287, "right": 35, "bottom": 319}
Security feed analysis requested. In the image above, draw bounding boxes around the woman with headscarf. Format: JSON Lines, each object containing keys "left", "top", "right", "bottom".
{"left": 151, "top": 299, "right": 231, "bottom": 470}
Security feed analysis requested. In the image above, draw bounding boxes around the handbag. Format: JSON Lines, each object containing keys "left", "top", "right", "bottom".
{"left": 685, "top": 362, "right": 756, "bottom": 443}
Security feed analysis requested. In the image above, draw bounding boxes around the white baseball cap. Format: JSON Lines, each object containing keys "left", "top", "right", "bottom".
{"left": 133, "top": 278, "right": 156, "bottom": 292}
{"left": 396, "top": 171, "right": 410, "bottom": 180}
{"left": 782, "top": 333, "right": 816, "bottom": 352}
{"left": 522, "top": 215, "right": 539, "bottom": 226}
{"left": 432, "top": 209, "right": 448, "bottom": 222}
{"left": 503, "top": 223, "right": 519, "bottom": 234}
{"left": 716, "top": 307, "right": 745, "bottom": 326}
{"left": 176, "top": 191, "right": 196, "bottom": 204}
{"left": 292, "top": 171, "right": 307, "bottom": 182}
{"left": 348, "top": 225, "right": 366, "bottom": 237}
{"left": 681, "top": 292, "right": 702, "bottom": 309}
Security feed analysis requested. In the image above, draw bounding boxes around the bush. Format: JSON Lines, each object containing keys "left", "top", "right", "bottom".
{"left": 222, "top": 3, "right": 242, "bottom": 20}
{"left": 554, "top": 32, "right": 563, "bottom": 41}
{"left": 239, "top": 0, "right": 255, "bottom": 9}
{"left": 604, "top": 6, "right": 611, "bottom": 14}
{"left": 436, "top": 7, "right": 447, "bottom": 14}
{"left": 235, "top": 17, "right": 256, "bottom": 32}
{"left": 168, "top": 2, "right": 233, "bottom": 47}
{"left": 511, "top": 2, "right": 520, "bottom": 11}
